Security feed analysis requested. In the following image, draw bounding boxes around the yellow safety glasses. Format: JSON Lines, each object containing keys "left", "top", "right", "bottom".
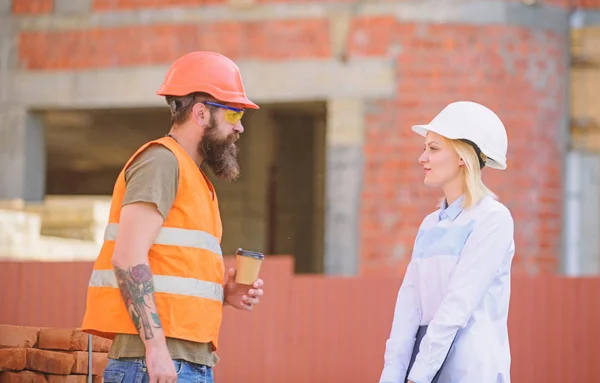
{"left": 203, "top": 101, "right": 245, "bottom": 125}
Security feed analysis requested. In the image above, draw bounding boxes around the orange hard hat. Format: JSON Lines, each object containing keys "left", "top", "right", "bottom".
{"left": 157, "top": 51, "right": 259, "bottom": 109}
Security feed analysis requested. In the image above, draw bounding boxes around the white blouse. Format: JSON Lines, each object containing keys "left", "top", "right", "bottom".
{"left": 380, "top": 195, "right": 515, "bottom": 383}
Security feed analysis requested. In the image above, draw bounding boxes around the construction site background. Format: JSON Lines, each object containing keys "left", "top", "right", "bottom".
{"left": 1, "top": 0, "right": 600, "bottom": 382}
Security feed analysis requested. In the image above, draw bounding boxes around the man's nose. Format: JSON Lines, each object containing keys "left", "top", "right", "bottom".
{"left": 234, "top": 122, "right": 244, "bottom": 134}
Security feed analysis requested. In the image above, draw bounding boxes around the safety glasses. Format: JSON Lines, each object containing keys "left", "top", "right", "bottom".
{"left": 203, "top": 101, "right": 245, "bottom": 125}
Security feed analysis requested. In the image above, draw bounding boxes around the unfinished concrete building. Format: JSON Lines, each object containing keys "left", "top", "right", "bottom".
{"left": 1, "top": 0, "right": 600, "bottom": 276}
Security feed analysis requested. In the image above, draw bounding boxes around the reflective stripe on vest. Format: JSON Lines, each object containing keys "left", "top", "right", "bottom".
{"left": 88, "top": 269, "right": 224, "bottom": 302}
{"left": 104, "top": 223, "right": 222, "bottom": 257}
{"left": 94, "top": 222, "right": 224, "bottom": 302}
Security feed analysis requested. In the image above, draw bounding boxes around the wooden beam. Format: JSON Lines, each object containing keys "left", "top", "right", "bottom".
{"left": 571, "top": 27, "right": 600, "bottom": 68}
{"left": 571, "top": 119, "right": 600, "bottom": 153}
{"left": 571, "top": 67, "right": 600, "bottom": 125}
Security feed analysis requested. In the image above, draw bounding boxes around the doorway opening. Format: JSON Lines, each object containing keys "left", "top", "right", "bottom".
{"left": 41, "top": 101, "right": 327, "bottom": 273}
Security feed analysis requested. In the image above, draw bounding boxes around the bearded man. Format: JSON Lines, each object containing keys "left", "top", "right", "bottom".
{"left": 81, "top": 51, "right": 265, "bottom": 383}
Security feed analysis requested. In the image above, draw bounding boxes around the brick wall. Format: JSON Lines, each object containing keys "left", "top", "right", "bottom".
{"left": 11, "top": 0, "right": 52, "bottom": 14}
{"left": 0, "top": 325, "right": 110, "bottom": 382}
{"left": 359, "top": 22, "right": 567, "bottom": 276}
{"left": 18, "top": 20, "right": 331, "bottom": 70}
{"left": 7, "top": 1, "right": 579, "bottom": 275}
{"left": 11, "top": 0, "right": 600, "bottom": 14}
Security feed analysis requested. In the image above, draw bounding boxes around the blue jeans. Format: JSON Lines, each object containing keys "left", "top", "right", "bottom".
{"left": 103, "top": 358, "right": 214, "bottom": 383}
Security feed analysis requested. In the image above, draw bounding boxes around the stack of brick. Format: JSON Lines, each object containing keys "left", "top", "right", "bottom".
{"left": 0, "top": 325, "right": 112, "bottom": 382}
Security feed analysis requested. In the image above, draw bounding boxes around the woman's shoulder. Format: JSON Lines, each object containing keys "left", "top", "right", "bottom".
{"left": 419, "top": 209, "right": 441, "bottom": 228}
{"left": 470, "top": 196, "right": 514, "bottom": 226}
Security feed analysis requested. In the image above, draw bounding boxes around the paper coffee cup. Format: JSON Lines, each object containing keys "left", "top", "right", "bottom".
{"left": 235, "top": 248, "right": 264, "bottom": 285}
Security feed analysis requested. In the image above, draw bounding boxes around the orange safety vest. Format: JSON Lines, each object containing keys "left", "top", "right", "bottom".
{"left": 81, "top": 136, "right": 225, "bottom": 349}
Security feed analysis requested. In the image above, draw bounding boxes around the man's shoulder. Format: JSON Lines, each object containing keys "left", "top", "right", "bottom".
{"left": 126, "top": 143, "right": 179, "bottom": 177}
{"left": 135, "top": 143, "right": 178, "bottom": 165}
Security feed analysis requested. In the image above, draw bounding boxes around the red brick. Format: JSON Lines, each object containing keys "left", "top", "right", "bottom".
{"left": 18, "top": 20, "right": 330, "bottom": 70}
{"left": 25, "top": 349, "right": 74, "bottom": 375}
{"left": 70, "top": 352, "right": 108, "bottom": 375}
{"left": 91, "top": 0, "right": 360, "bottom": 9}
{"left": 257, "top": 0, "right": 361, "bottom": 3}
{"left": 86, "top": 0, "right": 600, "bottom": 12}
{"left": 93, "top": 0, "right": 226, "bottom": 11}
{"left": 38, "top": 329, "right": 87, "bottom": 352}
{"left": 11, "top": 0, "right": 53, "bottom": 14}
{"left": 0, "top": 371, "right": 47, "bottom": 383}
{"left": 579, "top": 0, "right": 600, "bottom": 7}
{"left": 0, "top": 348, "right": 27, "bottom": 371}
{"left": 346, "top": 16, "right": 401, "bottom": 57}
{"left": 358, "top": 22, "right": 566, "bottom": 275}
{"left": 0, "top": 325, "right": 39, "bottom": 348}
{"left": 38, "top": 329, "right": 111, "bottom": 353}
{"left": 46, "top": 375, "right": 103, "bottom": 383}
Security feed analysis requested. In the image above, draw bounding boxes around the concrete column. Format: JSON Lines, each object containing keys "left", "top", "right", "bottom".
{"left": 564, "top": 151, "right": 600, "bottom": 276}
{"left": 0, "top": 107, "right": 46, "bottom": 202}
{"left": 324, "top": 99, "right": 364, "bottom": 276}
{"left": 580, "top": 154, "right": 600, "bottom": 275}
{"left": 0, "top": 7, "right": 45, "bottom": 202}
{"left": 563, "top": 151, "right": 582, "bottom": 276}
{"left": 240, "top": 109, "right": 274, "bottom": 254}
{"left": 312, "top": 117, "right": 326, "bottom": 274}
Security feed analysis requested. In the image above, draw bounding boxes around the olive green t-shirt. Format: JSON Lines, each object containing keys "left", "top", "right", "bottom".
{"left": 107, "top": 144, "right": 219, "bottom": 367}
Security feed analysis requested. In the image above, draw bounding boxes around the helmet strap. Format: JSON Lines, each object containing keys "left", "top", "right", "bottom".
{"left": 168, "top": 95, "right": 195, "bottom": 114}
{"left": 459, "top": 139, "right": 486, "bottom": 169}
{"left": 169, "top": 100, "right": 179, "bottom": 114}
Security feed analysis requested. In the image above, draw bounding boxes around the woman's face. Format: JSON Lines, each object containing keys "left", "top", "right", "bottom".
{"left": 418, "top": 131, "right": 463, "bottom": 188}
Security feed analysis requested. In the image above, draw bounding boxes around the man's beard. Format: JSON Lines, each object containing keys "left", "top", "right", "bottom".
{"left": 199, "top": 117, "right": 241, "bottom": 182}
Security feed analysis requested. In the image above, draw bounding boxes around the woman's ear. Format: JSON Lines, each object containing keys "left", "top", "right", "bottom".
{"left": 459, "top": 157, "right": 465, "bottom": 166}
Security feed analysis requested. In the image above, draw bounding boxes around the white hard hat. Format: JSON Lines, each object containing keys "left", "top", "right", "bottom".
{"left": 411, "top": 101, "right": 508, "bottom": 170}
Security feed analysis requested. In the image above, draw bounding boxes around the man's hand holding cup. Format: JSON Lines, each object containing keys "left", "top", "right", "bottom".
{"left": 224, "top": 249, "right": 265, "bottom": 311}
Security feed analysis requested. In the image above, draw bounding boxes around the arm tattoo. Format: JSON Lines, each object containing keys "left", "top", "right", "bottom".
{"left": 113, "top": 264, "right": 163, "bottom": 340}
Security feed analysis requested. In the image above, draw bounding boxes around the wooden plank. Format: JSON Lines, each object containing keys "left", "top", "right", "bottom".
{"left": 571, "top": 27, "right": 600, "bottom": 153}
{"left": 571, "top": 27, "right": 600, "bottom": 67}
{"left": 571, "top": 123, "right": 600, "bottom": 152}
{"left": 571, "top": 68, "right": 600, "bottom": 124}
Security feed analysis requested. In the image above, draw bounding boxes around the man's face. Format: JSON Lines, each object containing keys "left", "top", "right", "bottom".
{"left": 198, "top": 107, "right": 243, "bottom": 182}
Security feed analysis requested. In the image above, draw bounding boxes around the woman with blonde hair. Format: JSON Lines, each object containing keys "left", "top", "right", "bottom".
{"left": 379, "top": 101, "right": 515, "bottom": 383}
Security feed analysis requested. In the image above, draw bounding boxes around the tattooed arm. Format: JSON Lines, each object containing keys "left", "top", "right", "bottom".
{"left": 111, "top": 202, "right": 167, "bottom": 346}
{"left": 113, "top": 264, "right": 161, "bottom": 340}
{"left": 111, "top": 201, "right": 178, "bottom": 382}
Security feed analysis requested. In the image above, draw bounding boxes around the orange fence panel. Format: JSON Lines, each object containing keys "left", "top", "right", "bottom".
{"left": 0, "top": 261, "right": 93, "bottom": 327}
{"left": 1, "top": 257, "right": 599, "bottom": 382}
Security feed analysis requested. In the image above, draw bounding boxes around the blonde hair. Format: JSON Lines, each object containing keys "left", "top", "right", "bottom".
{"left": 447, "top": 139, "right": 497, "bottom": 209}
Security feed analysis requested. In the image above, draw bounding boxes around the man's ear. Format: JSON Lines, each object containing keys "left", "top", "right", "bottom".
{"left": 191, "top": 102, "right": 209, "bottom": 125}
